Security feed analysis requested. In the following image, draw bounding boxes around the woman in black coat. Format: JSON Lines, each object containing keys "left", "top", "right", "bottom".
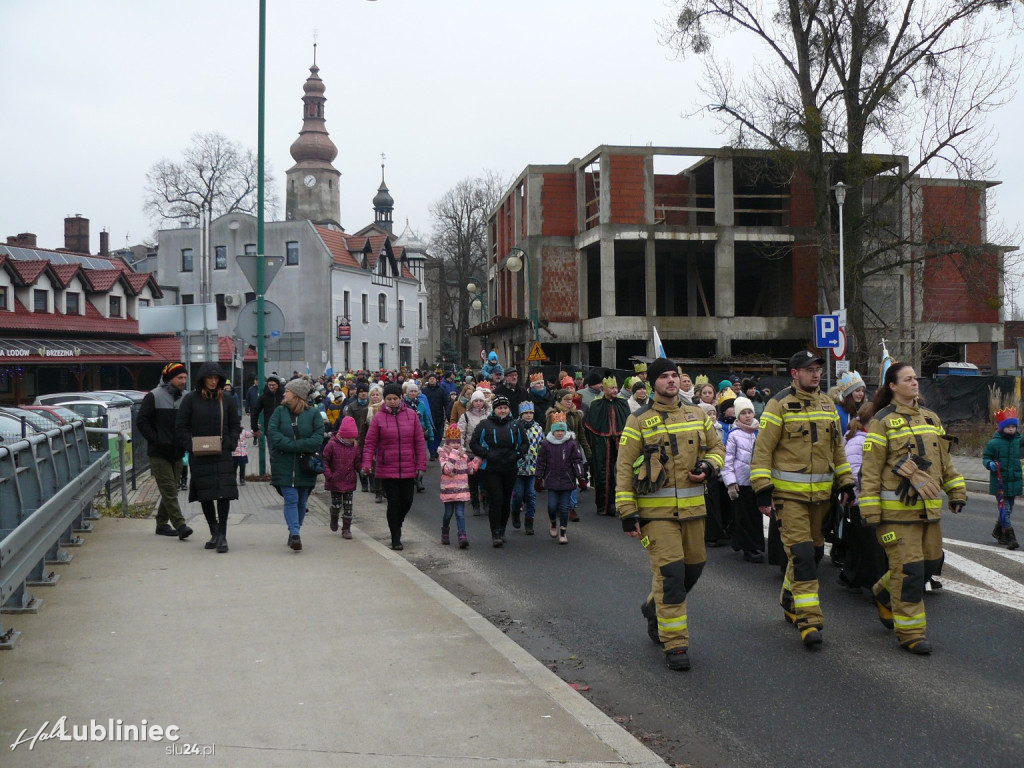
{"left": 176, "top": 362, "right": 241, "bottom": 553}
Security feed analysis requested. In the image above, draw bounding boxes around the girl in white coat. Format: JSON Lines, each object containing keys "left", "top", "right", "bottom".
{"left": 723, "top": 397, "right": 764, "bottom": 562}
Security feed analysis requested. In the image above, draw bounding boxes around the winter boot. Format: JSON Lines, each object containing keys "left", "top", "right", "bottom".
{"left": 664, "top": 647, "right": 690, "bottom": 671}
{"left": 204, "top": 511, "right": 219, "bottom": 550}
{"left": 1006, "top": 527, "right": 1020, "bottom": 550}
{"left": 330, "top": 506, "right": 340, "bottom": 532}
{"left": 375, "top": 489, "right": 384, "bottom": 504}
{"left": 524, "top": 517, "right": 534, "bottom": 535}
{"left": 492, "top": 529, "right": 504, "bottom": 548}
{"left": 441, "top": 526, "right": 450, "bottom": 545}
{"left": 993, "top": 521, "right": 1007, "bottom": 544}
{"left": 640, "top": 598, "right": 661, "bottom": 644}
{"left": 341, "top": 514, "right": 353, "bottom": 540}
{"left": 569, "top": 508, "right": 581, "bottom": 523}
{"left": 458, "top": 530, "right": 469, "bottom": 549}
{"left": 216, "top": 525, "right": 229, "bottom": 554}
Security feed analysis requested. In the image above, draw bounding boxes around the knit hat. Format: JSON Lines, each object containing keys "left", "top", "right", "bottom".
{"left": 733, "top": 396, "right": 755, "bottom": 415}
{"left": 470, "top": 390, "right": 487, "bottom": 403}
{"left": 646, "top": 357, "right": 676, "bottom": 383}
{"left": 560, "top": 376, "right": 575, "bottom": 389}
{"left": 518, "top": 401, "right": 534, "bottom": 414}
{"left": 632, "top": 380, "right": 647, "bottom": 394}
{"left": 285, "top": 377, "right": 312, "bottom": 400}
{"left": 997, "top": 407, "right": 1018, "bottom": 431}
{"left": 602, "top": 375, "right": 618, "bottom": 389}
{"left": 718, "top": 379, "right": 733, "bottom": 392}
{"left": 556, "top": 388, "right": 573, "bottom": 402}
{"left": 492, "top": 395, "right": 511, "bottom": 410}
{"left": 838, "top": 370, "right": 866, "bottom": 399}
{"left": 162, "top": 362, "right": 186, "bottom": 382}
{"left": 699, "top": 402, "right": 717, "bottom": 420}
{"left": 383, "top": 383, "right": 403, "bottom": 399}
{"left": 338, "top": 416, "right": 358, "bottom": 439}
{"left": 550, "top": 412, "right": 568, "bottom": 432}
{"left": 444, "top": 423, "right": 461, "bottom": 440}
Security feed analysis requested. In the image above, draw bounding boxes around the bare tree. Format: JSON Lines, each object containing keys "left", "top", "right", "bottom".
{"left": 666, "top": 0, "right": 1021, "bottom": 370}
{"left": 143, "top": 132, "right": 279, "bottom": 225}
{"left": 430, "top": 171, "right": 507, "bottom": 365}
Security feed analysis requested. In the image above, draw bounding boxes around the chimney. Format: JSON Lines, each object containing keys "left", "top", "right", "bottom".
{"left": 64, "top": 215, "right": 90, "bottom": 254}
{"left": 99, "top": 229, "right": 110, "bottom": 257}
{"left": 6, "top": 233, "right": 38, "bottom": 248}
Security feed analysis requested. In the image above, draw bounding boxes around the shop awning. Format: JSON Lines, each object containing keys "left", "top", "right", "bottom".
{"left": 0, "top": 337, "right": 158, "bottom": 362}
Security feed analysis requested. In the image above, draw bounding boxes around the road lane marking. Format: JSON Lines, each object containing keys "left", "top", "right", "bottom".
{"left": 941, "top": 549, "right": 1024, "bottom": 608}
{"left": 934, "top": 579, "right": 1024, "bottom": 613}
{"left": 943, "top": 537, "right": 1024, "bottom": 564}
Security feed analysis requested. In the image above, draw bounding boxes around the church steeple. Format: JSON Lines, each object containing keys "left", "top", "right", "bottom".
{"left": 373, "top": 157, "right": 395, "bottom": 233}
{"left": 285, "top": 45, "right": 342, "bottom": 228}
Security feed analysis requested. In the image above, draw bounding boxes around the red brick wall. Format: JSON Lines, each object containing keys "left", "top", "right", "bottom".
{"left": 540, "top": 173, "right": 577, "bottom": 237}
{"left": 609, "top": 154, "right": 646, "bottom": 224}
{"left": 653, "top": 174, "right": 689, "bottom": 225}
{"left": 789, "top": 169, "right": 815, "bottom": 228}
{"left": 792, "top": 242, "right": 818, "bottom": 317}
{"left": 922, "top": 185, "right": 981, "bottom": 243}
{"left": 540, "top": 245, "right": 578, "bottom": 323}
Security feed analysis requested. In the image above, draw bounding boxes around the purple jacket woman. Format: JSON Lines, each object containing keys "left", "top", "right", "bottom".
{"left": 361, "top": 401, "right": 427, "bottom": 479}
{"left": 536, "top": 430, "right": 586, "bottom": 491}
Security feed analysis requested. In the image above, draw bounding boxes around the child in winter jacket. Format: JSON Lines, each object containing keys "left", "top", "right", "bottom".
{"left": 323, "top": 416, "right": 361, "bottom": 539}
{"left": 232, "top": 426, "right": 253, "bottom": 485}
{"left": 511, "top": 401, "right": 545, "bottom": 534}
{"left": 535, "top": 413, "right": 586, "bottom": 545}
{"left": 722, "top": 397, "right": 763, "bottom": 562}
{"left": 983, "top": 406, "right": 1022, "bottom": 550}
{"left": 438, "top": 422, "right": 475, "bottom": 548}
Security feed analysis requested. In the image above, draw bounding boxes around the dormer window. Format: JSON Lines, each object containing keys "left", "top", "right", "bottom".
{"left": 34, "top": 289, "right": 48, "bottom": 312}
{"left": 109, "top": 295, "right": 122, "bottom": 317}
{"left": 66, "top": 292, "right": 80, "bottom": 314}
{"left": 0, "top": 286, "right": 7, "bottom": 311}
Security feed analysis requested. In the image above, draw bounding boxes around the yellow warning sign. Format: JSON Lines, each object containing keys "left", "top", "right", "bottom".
{"left": 527, "top": 342, "right": 548, "bottom": 362}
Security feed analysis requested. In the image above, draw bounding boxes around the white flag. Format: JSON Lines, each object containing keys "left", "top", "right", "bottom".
{"left": 652, "top": 326, "right": 667, "bottom": 358}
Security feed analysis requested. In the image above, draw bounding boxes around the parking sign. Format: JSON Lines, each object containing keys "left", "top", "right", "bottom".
{"left": 814, "top": 314, "right": 840, "bottom": 348}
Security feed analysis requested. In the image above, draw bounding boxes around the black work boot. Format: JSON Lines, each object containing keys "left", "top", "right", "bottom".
{"left": 640, "top": 599, "right": 661, "bottom": 645}
{"left": 216, "top": 525, "right": 228, "bottom": 554}
{"left": 664, "top": 647, "right": 690, "bottom": 671}
{"left": 1006, "top": 527, "right": 1020, "bottom": 550}
{"left": 155, "top": 523, "right": 177, "bottom": 537}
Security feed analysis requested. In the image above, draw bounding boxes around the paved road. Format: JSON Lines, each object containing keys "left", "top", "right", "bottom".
{"left": 323, "top": 465, "right": 1024, "bottom": 768}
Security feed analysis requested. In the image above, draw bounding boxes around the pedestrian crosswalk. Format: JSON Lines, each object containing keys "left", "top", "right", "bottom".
{"left": 941, "top": 540, "right": 1024, "bottom": 612}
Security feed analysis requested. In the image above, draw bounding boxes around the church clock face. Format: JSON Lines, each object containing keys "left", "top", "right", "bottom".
{"left": 303, "top": 174, "right": 317, "bottom": 188}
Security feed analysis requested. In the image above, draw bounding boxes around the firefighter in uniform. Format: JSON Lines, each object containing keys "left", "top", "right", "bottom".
{"left": 750, "top": 350, "right": 855, "bottom": 648}
{"left": 616, "top": 357, "right": 725, "bottom": 671}
{"left": 859, "top": 362, "right": 965, "bottom": 655}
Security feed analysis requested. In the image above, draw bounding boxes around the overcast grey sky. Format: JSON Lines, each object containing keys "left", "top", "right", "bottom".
{"left": 1, "top": 0, "right": 1020, "bottom": 264}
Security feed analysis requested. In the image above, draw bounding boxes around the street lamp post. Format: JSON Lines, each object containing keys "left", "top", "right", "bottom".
{"left": 466, "top": 277, "right": 488, "bottom": 321}
{"left": 505, "top": 246, "right": 539, "bottom": 346}
{"left": 832, "top": 181, "right": 847, "bottom": 317}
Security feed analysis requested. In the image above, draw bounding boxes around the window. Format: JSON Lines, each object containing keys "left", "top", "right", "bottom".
{"left": 138, "top": 299, "right": 149, "bottom": 308}
{"left": 362, "top": 342, "right": 369, "bottom": 370}
{"left": 286, "top": 241, "right": 299, "bottom": 266}
{"left": 215, "top": 293, "right": 226, "bottom": 321}
{"left": 343, "top": 290, "right": 350, "bottom": 319}
{"left": 419, "top": 302, "right": 424, "bottom": 330}
{"left": 109, "top": 295, "right": 122, "bottom": 317}
{"left": 378, "top": 343, "right": 387, "bottom": 370}
{"left": 398, "top": 299, "right": 405, "bottom": 328}
{"left": 244, "top": 243, "right": 257, "bottom": 256}
{"left": 181, "top": 294, "right": 195, "bottom": 305}
{"left": 215, "top": 245, "right": 227, "bottom": 270}
{"left": 361, "top": 294, "right": 368, "bottom": 323}
{"left": 0, "top": 286, "right": 8, "bottom": 311}
{"left": 34, "top": 289, "right": 48, "bottom": 312}
{"left": 343, "top": 341, "right": 350, "bottom": 371}
{"left": 378, "top": 293, "right": 388, "bottom": 323}
{"left": 181, "top": 248, "right": 194, "bottom": 272}
{"left": 245, "top": 292, "right": 255, "bottom": 304}
{"left": 66, "top": 291, "right": 80, "bottom": 314}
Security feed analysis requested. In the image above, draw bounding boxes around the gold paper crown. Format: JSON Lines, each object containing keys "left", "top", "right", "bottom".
{"left": 694, "top": 374, "right": 709, "bottom": 388}
{"left": 550, "top": 412, "right": 567, "bottom": 424}
{"left": 444, "top": 423, "right": 461, "bottom": 440}
{"left": 602, "top": 375, "right": 618, "bottom": 388}
{"left": 634, "top": 362, "right": 647, "bottom": 373}
{"left": 530, "top": 372, "right": 544, "bottom": 383}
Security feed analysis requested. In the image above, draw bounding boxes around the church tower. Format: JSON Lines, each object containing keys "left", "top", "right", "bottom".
{"left": 373, "top": 162, "right": 395, "bottom": 233}
{"left": 285, "top": 48, "right": 342, "bottom": 229}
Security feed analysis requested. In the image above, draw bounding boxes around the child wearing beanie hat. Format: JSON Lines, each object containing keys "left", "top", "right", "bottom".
{"left": 439, "top": 421, "right": 474, "bottom": 548}
{"left": 323, "top": 416, "right": 361, "bottom": 538}
{"left": 536, "top": 412, "right": 586, "bottom": 544}
{"left": 511, "top": 399, "right": 545, "bottom": 534}
{"left": 984, "top": 406, "right": 1022, "bottom": 549}
{"left": 722, "top": 395, "right": 765, "bottom": 562}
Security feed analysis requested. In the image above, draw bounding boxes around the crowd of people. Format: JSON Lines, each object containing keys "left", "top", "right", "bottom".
{"left": 135, "top": 346, "right": 1011, "bottom": 673}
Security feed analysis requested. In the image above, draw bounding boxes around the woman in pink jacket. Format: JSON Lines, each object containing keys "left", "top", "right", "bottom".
{"left": 361, "top": 383, "right": 426, "bottom": 550}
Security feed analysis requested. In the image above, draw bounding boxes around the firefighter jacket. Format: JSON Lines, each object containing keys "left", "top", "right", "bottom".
{"left": 750, "top": 384, "right": 852, "bottom": 504}
{"left": 615, "top": 398, "right": 725, "bottom": 522}
{"left": 859, "top": 400, "right": 966, "bottom": 524}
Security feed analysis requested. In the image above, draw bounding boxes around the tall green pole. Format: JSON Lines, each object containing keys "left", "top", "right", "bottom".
{"left": 256, "top": 0, "right": 267, "bottom": 474}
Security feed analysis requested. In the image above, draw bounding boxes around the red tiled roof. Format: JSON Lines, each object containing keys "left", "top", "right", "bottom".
{"left": 80, "top": 269, "right": 124, "bottom": 292}
{"left": 49, "top": 263, "right": 82, "bottom": 287}
{"left": 316, "top": 227, "right": 361, "bottom": 269}
{"left": 314, "top": 226, "right": 415, "bottom": 280}
{"left": 139, "top": 336, "right": 183, "bottom": 359}
{"left": 9, "top": 259, "right": 49, "bottom": 284}
{"left": 124, "top": 272, "right": 161, "bottom": 297}
{"left": 219, "top": 336, "right": 258, "bottom": 362}
{"left": 0, "top": 297, "right": 141, "bottom": 335}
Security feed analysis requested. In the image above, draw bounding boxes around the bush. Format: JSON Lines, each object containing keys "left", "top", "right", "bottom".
{"left": 91, "top": 493, "right": 155, "bottom": 519}
{"left": 946, "top": 420, "right": 994, "bottom": 458}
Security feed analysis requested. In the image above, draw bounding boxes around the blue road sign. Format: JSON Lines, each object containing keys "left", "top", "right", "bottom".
{"left": 814, "top": 314, "right": 840, "bottom": 348}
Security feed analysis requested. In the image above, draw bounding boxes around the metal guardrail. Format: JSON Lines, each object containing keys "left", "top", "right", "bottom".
{"left": 0, "top": 422, "right": 110, "bottom": 648}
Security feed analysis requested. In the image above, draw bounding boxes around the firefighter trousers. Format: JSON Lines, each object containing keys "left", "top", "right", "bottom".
{"left": 872, "top": 520, "right": 943, "bottom": 643}
{"left": 776, "top": 499, "right": 829, "bottom": 632}
{"left": 641, "top": 518, "right": 706, "bottom": 651}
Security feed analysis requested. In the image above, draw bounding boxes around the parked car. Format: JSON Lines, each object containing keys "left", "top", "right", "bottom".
{"left": 20, "top": 404, "right": 86, "bottom": 426}
{"left": 0, "top": 406, "right": 61, "bottom": 433}
{"left": 34, "top": 391, "right": 134, "bottom": 408}
{"left": 0, "top": 410, "right": 48, "bottom": 443}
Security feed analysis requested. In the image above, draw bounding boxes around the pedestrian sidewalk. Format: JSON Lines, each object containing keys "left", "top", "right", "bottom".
{"left": 0, "top": 472, "right": 664, "bottom": 768}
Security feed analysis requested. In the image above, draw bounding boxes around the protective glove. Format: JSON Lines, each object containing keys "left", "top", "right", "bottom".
{"left": 621, "top": 514, "right": 640, "bottom": 534}
{"left": 755, "top": 488, "right": 774, "bottom": 516}
{"left": 893, "top": 454, "right": 941, "bottom": 501}
{"left": 949, "top": 501, "right": 965, "bottom": 514}
{"left": 534, "top": 477, "right": 544, "bottom": 492}
{"left": 727, "top": 483, "right": 740, "bottom": 501}
{"left": 837, "top": 484, "right": 856, "bottom": 507}
{"left": 578, "top": 476, "right": 588, "bottom": 491}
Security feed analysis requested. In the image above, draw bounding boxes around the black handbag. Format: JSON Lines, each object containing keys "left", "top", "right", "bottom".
{"left": 291, "top": 413, "right": 323, "bottom": 475}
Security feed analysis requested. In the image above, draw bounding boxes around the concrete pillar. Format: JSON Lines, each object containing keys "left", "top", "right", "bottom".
{"left": 602, "top": 336, "right": 616, "bottom": 369}
{"left": 645, "top": 237, "right": 656, "bottom": 318}
{"left": 714, "top": 155, "right": 735, "bottom": 321}
{"left": 600, "top": 232, "right": 616, "bottom": 318}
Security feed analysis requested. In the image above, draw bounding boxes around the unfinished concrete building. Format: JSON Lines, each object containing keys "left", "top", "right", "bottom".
{"left": 475, "top": 145, "right": 1006, "bottom": 377}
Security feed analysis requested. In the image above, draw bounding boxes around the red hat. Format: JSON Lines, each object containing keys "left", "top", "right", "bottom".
{"left": 560, "top": 376, "right": 575, "bottom": 389}
{"left": 338, "top": 416, "right": 358, "bottom": 439}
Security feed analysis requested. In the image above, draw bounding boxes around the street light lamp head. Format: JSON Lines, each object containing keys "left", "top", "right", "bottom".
{"left": 506, "top": 246, "right": 528, "bottom": 273}
{"left": 467, "top": 281, "right": 478, "bottom": 295}
{"left": 471, "top": 298, "right": 482, "bottom": 311}
{"left": 832, "top": 181, "right": 848, "bottom": 206}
